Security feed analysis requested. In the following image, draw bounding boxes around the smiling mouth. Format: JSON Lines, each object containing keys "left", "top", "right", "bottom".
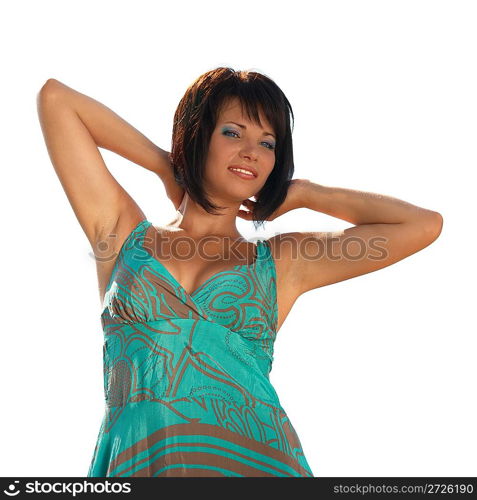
{"left": 227, "top": 166, "right": 257, "bottom": 179}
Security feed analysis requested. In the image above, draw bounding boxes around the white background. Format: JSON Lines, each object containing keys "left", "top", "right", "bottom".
{"left": 1, "top": 0, "right": 475, "bottom": 477}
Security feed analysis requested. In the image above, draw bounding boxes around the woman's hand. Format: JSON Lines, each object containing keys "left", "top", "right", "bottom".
{"left": 155, "top": 150, "right": 185, "bottom": 211}
{"left": 237, "top": 178, "right": 310, "bottom": 221}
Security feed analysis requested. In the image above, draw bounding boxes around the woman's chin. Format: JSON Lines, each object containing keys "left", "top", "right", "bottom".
{"left": 209, "top": 187, "right": 255, "bottom": 203}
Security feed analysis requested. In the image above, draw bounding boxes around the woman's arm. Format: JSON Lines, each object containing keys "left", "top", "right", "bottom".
{"left": 38, "top": 79, "right": 184, "bottom": 213}
{"left": 266, "top": 179, "right": 443, "bottom": 297}
{"left": 38, "top": 79, "right": 186, "bottom": 248}
{"left": 44, "top": 79, "right": 170, "bottom": 176}
{"left": 37, "top": 79, "right": 154, "bottom": 251}
{"left": 298, "top": 180, "right": 442, "bottom": 225}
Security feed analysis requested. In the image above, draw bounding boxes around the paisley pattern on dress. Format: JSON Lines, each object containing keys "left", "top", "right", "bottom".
{"left": 87, "top": 219, "right": 313, "bottom": 477}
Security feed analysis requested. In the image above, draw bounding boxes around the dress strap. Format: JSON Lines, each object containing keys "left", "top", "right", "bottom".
{"left": 256, "top": 238, "right": 276, "bottom": 272}
{"left": 256, "top": 238, "right": 278, "bottom": 333}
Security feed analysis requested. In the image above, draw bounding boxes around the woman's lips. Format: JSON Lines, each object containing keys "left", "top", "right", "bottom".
{"left": 227, "top": 167, "right": 257, "bottom": 180}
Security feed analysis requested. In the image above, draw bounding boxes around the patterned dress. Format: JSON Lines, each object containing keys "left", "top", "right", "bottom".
{"left": 87, "top": 219, "right": 313, "bottom": 477}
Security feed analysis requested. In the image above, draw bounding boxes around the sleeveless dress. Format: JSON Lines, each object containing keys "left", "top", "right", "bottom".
{"left": 87, "top": 219, "right": 314, "bottom": 477}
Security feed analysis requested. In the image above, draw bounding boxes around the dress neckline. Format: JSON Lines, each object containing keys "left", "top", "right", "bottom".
{"left": 144, "top": 221, "right": 262, "bottom": 298}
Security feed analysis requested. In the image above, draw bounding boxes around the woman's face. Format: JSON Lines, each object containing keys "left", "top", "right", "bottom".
{"left": 203, "top": 96, "right": 276, "bottom": 204}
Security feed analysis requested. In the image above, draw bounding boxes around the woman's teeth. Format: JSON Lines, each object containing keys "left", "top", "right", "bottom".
{"left": 229, "top": 167, "right": 255, "bottom": 177}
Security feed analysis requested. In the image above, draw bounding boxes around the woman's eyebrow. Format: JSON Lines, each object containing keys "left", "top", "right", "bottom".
{"left": 224, "top": 121, "right": 276, "bottom": 140}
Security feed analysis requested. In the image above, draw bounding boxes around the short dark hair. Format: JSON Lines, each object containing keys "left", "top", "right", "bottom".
{"left": 170, "top": 66, "right": 295, "bottom": 230}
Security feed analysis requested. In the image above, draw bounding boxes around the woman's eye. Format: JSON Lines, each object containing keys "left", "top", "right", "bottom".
{"left": 262, "top": 141, "right": 276, "bottom": 150}
{"left": 223, "top": 129, "right": 239, "bottom": 138}
{"left": 222, "top": 129, "right": 275, "bottom": 150}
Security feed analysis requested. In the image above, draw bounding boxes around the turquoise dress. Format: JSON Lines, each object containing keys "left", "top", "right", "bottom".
{"left": 87, "top": 219, "right": 314, "bottom": 477}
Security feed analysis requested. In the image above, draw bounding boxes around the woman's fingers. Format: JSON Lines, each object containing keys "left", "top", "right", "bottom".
{"left": 237, "top": 209, "right": 252, "bottom": 220}
{"left": 238, "top": 199, "right": 257, "bottom": 220}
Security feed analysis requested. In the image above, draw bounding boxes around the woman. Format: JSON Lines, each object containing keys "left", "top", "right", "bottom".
{"left": 37, "top": 67, "right": 443, "bottom": 477}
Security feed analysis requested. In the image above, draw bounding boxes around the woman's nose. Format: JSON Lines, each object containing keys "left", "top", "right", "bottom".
{"left": 239, "top": 142, "right": 259, "bottom": 161}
